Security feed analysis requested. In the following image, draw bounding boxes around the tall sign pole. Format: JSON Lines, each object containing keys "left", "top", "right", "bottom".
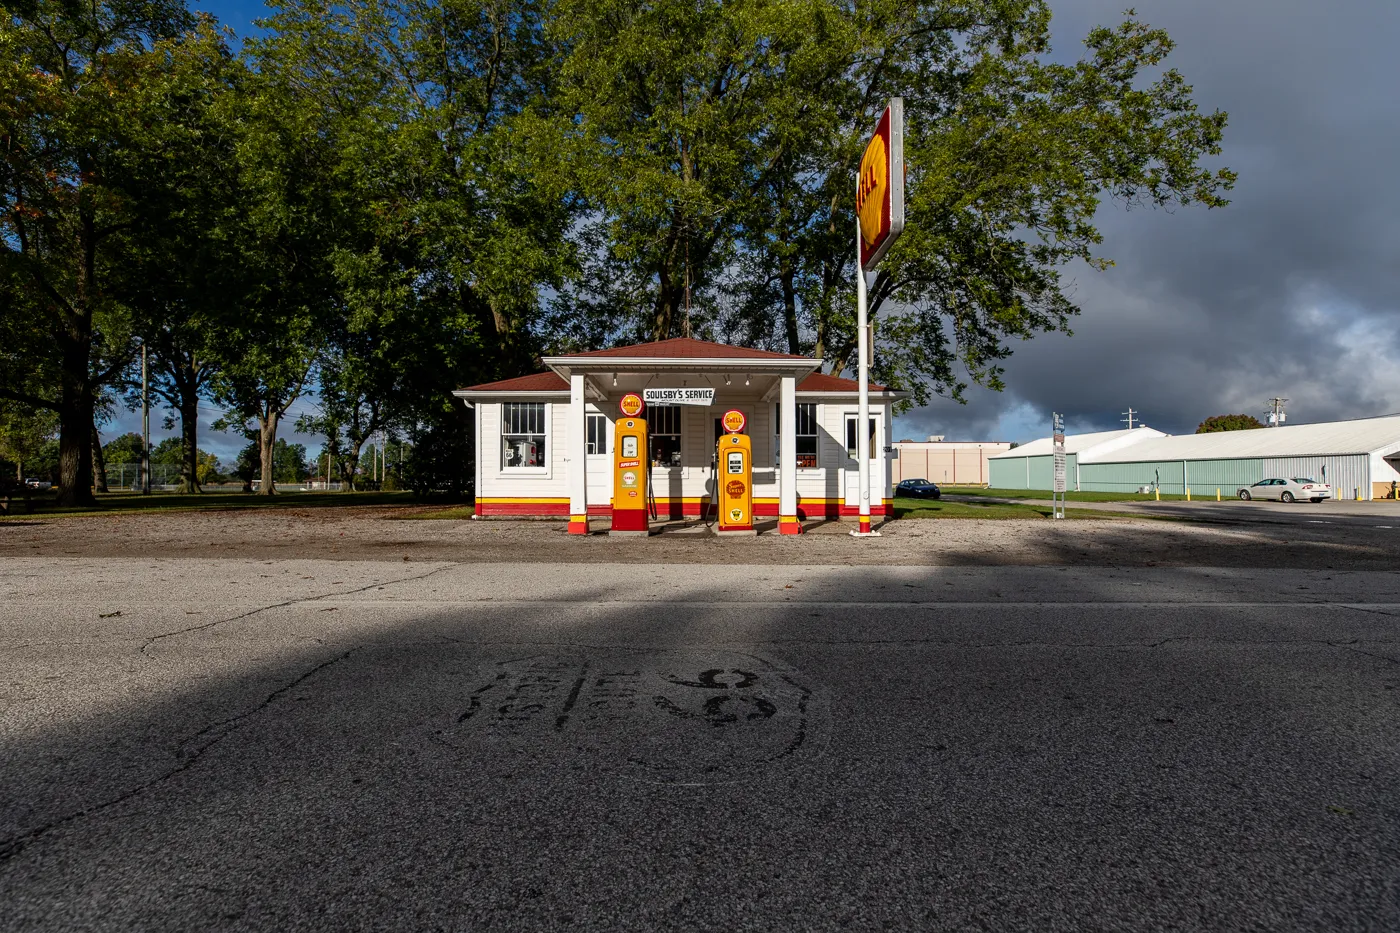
{"left": 852, "top": 99, "right": 904, "bottom": 537}
{"left": 141, "top": 342, "right": 151, "bottom": 495}
{"left": 1052, "top": 412, "right": 1066, "bottom": 519}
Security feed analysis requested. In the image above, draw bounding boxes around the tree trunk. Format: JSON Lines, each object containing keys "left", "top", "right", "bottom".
{"left": 178, "top": 394, "right": 201, "bottom": 494}
{"left": 56, "top": 340, "right": 96, "bottom": 507}
{"left": 258, "top": 413, "right": 279, "bottom": 495}
{"left": 780, "top": 260, "right": 800, "bottom": 355}
{"left": 345, "top": 437, "right": 365, "bottom": 492}
{"left": 91, "top": 422, "right": 109, "bottom": 493}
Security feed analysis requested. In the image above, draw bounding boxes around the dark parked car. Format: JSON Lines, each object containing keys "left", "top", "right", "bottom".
{"left": 896, "top": 478, "right": 941, "bottom": 500}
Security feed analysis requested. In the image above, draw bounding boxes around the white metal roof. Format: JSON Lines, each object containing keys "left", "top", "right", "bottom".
{"left": 989, "top": 427, "right": 1166, "bottom": 459}
{"left": 1079, "top": 415, "right": 1400, "bottom": 463}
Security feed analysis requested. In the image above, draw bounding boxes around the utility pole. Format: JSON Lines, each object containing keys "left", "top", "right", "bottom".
{"left": 1121, "top": 408, "right": 1138, "bottom": 430}
{"left": 1267, "top": 397, "right": 1288, "bottom": 427}
{"left": 141, "top": 342, "right": 151, "bottom": 495}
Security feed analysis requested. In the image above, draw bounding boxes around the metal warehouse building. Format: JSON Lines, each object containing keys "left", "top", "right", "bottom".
{"left": 989, "top": 415, "right": 1400, "bottom": 499}
{"left": 987, "top": 426, "right": 1166, "bottom": 491}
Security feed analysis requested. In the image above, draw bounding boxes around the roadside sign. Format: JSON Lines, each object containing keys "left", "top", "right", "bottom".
{"left": 1051, "top": 412, "right": 1067, "bottom": 515}
{"left": 619, "top": 393, "right": 644, "bottom": 417}
{"left": 643, "top": 387, "right": 715, "bottom": 406}
{"left": 857, "top": 99, "right": 905, "bottom": 271}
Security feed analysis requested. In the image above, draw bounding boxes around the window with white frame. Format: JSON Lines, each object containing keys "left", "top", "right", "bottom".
{"left": 775, "top": 403, "right": 819, "bottom": 468}
{"left": 649, "top": 404, "right": 683, "bottom": 467}
{"left": 586, "top": 413, "right": 607, "bottom": 455}
{"left": 845, "top": 415, "right": 877, "bottom": 460}
{"left": 501, "top": 402, "right": 547, "bottom": 469}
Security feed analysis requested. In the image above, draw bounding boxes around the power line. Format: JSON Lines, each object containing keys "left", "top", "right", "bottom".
{"left": 1266, "top": 397, "right": 1288, "bottom": 427}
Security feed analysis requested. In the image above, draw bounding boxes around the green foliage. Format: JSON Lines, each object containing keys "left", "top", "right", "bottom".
{"left": 102, "top": 432, "right": 146, "bottom": 465}
{"left": 1196, "top": 413, "right": 1266, "bottom": 433}
{"left": 4, "top": 0, "right": 1236, "bottom": 494}
{"left": 547, "top": 0, "right": 1233, "bottom": 409}
{"left": 273, "top": 439, "right": 310, "bottom": 483}
{"left": 401, "top": 408, "right": 472, "bottom": 499}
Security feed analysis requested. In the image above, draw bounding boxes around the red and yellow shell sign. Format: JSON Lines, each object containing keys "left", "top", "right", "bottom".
{"left": 619, "top": 393, "right": 644, "bottom": 417}
{"left": 722, "top": 409, "right": 747, "bottom": 434}
{"left": 856, "top": 100, "right": 905, "bottom": 271}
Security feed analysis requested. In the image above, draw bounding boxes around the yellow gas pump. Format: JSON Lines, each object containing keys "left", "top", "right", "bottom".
{"left": 610, "top": 393, "right": 649, "bottom": 536}
{"left": 716, "top": 409, "right": 755, "bottom": 535}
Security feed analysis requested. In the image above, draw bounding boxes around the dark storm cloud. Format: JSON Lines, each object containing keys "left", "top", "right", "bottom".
{"left": 899, "top": 0, "right": 1400, "bottom": 443}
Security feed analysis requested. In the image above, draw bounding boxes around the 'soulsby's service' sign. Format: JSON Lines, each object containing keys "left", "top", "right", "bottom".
{"left": 857, "top": 99, "right": 905, "bottom": 271}
{"left": 643, "top": 387, "right": 715, "bottom": 406}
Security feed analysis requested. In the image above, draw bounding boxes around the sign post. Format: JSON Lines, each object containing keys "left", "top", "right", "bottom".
{"left": 1052, "top": 412, "right": 1066, "bottom": 520}
{"left": 852, "top": 98, "right": 904, "bottom": 538}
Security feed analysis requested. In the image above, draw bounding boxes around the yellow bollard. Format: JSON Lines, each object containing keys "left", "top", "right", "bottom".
{"left": 1155, "top": 488, "right": 1160, "bottom": 501}
{"left": 1186, "top": 487, "right": 1191, "bottom": 501}
{"left": 1216, "top": 488, "right": 1221, "bottom": 501}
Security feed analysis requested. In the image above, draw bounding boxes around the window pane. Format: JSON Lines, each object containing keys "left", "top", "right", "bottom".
{"left": 845, "top": 417, "right": 875, "bottom": 458}
{"left": 649, "top": 405, "right": 681, "bottom": 466}
{"left": 586, "top": 414, "right": 606, "bottom": 455}
{"left": 651, "top": 434, "right": 682, "bottom": 467}
{"left": 502, "top": 434, "right": 546, "bottom": 468}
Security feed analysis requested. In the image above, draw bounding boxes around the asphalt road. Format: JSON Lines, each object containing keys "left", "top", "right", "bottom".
{"left": 954, "top": 493, "right": 1400, "bottom": 530}
{"left": 3, "top": 559, "right": 1398, "bottom": 931}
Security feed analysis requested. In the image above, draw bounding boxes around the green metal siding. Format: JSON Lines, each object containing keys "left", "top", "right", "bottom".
{"left": 1078, "top": 460, "right": 1184, "bottom": 493}
{"left": 1027, "top": 456, "right": 1055, "bottom": 490}
{"left": 1078, "top": 458, "right": 1264, "bottom": 494}
{"left": 988, "top": 454, "right": 1074, "bottom": 491}
{"left": 988, "top": 457, "right": 1029, "bottom": 489}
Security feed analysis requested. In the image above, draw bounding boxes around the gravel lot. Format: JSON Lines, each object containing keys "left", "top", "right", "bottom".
{"left": 3, "top": 504, "right": 1399, "bottom": 568}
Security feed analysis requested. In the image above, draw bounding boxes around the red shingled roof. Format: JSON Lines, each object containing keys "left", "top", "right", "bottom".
{"left": 458, "top": 370, "right": 890, "bottom": 393}
{"left": 459, "top": 372, "right": 568, "bottom": 392}
{"left": 797, "top": 372, "right": 890, "bottom": 393}
{"left": 553, "top": 337, "right": 808, "bottom": 360}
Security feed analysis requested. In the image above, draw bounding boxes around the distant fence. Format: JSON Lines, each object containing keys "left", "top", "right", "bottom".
{"left": 101, "top": 466, "right": 345, "bottom": 492}
{"left": 102, "top": 463, "right": 183, "bottom": 489}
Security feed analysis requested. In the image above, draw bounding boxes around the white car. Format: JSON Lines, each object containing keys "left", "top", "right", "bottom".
{"left": 1238, "top": 477, "right": 1332, "bottom": 503}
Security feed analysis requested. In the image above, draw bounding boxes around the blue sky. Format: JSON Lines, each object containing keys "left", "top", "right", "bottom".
{"left": 105, "top": 0, "right": 1400, "bottom": 460}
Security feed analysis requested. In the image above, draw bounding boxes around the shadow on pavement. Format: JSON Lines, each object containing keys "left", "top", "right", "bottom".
{"left": 2, "top": 564, "right": 1399, "bottom": 930}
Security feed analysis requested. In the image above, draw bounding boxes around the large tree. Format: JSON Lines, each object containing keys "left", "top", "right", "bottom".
{"left": 0, "top": 0, "right": 196, "bottom": 504}
{"left": 1197, "top": 413, "right": 1265, "bottom": 433}
{"left": 549, "top": 0, "right": 1234, "bottom": 406}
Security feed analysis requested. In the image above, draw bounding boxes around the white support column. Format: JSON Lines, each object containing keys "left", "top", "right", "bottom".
{"left": 779, "top": 375, "right": 800, "bottom": 534}
{"left": 567, "top": 373, "right": 589, "bottom": 534}
{"left": 852, "top": 216, "right": 878, "bottom": 536}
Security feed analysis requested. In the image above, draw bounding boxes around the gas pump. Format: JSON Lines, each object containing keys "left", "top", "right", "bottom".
{"left": 610, "top": 393, "right": 650, "bottom": 536}
{"left": 716, "top": 409, "right": 755, "bottom": 535}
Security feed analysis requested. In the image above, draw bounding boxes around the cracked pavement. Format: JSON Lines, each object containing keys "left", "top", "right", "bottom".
{"left": 2, "top": 546, "right": 1399, "bottom": 930}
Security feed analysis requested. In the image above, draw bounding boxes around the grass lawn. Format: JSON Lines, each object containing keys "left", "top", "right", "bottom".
{"left": 10, "top": 490, "right": 417, "bottom": 518}
{"left": 940, "top": 486, "right": 1197, "bottom": 502}
{"left": 892, "top": 496, "right": 1136, "bottom": 520}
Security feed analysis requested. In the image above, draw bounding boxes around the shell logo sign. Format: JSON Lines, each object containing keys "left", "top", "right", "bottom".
{"left": 856, "top": 99, "right": 905, "bottom": 271}
{"left": 619, "top": 393, "right": 644, "bottom": 417}
{"left": 722, "top": 409, "right": 747, "bottom": 434}
{"left": 858, "top": 134, "right": 887, "bottom": 250}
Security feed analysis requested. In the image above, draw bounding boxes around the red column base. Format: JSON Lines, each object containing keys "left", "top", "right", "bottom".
{"left": 779, "top": 517, "right": 803, "bottom": 535}
{"left": 568, "top": 515, "right": 589, "bottom": 535}
{"left": 858, "top": 516, "right": 872, "bottom": 534}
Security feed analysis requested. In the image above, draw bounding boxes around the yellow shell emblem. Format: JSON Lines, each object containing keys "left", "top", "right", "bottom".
{"left": 857, "top": 133, "right": 888, "bottom": 248}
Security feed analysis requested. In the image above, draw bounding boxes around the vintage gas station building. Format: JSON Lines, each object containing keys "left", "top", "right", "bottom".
{"left": 454, "top": 338, "right": 904, "bottom": 532}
